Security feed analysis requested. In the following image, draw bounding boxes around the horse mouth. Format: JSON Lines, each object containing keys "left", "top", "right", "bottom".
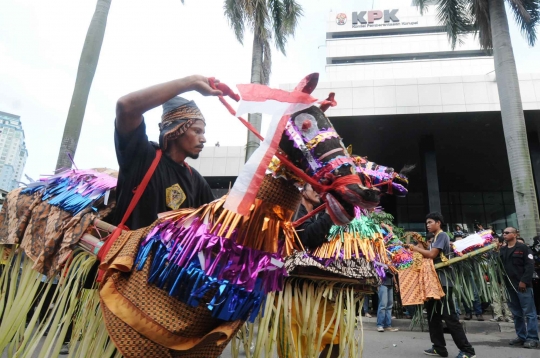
{"left": 325, "top": 193, "right": 354, "bottom": 225}
{"left": 336, "top": 184, "right": 380, "bottom": 211}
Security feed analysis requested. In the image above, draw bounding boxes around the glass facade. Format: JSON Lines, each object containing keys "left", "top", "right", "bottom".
{"left": 395, "top": 191, "right": 517, "bottom": 235}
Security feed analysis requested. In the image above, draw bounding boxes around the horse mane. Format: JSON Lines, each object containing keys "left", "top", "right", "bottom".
{"left": 399, "top": 164, "right": 416, "bottom": 177}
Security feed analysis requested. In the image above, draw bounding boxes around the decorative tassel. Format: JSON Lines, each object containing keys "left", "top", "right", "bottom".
{"left": 22, "top": 170, "right": 116, "bottom": 215}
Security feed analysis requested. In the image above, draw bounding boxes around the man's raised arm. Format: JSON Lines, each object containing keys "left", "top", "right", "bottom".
{"left": 115, "top": 75, "right": 222, "bottom": 135}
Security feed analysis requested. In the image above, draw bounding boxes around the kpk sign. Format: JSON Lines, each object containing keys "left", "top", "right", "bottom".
{"left": 335, "top": 9, "right": 419, "bottom": 29}
{"left": 354, "top": 9, "right": 400, "bottom": 24}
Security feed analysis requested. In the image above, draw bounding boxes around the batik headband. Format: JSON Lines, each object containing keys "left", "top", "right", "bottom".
{"left": 159, "top": 97, "right": 205, "bottom": 151}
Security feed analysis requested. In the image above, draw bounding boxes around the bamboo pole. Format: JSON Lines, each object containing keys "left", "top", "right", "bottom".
{"left": 93, "top": 219, "right": 117, "bottom": 233}
{"left": 75, "top": 219, "right": 123, "bottom": 256}
{"left": 434, "top": 243, "right": 497, "bottom": 269}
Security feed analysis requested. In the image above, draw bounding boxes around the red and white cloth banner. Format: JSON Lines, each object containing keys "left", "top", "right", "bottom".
{"left": 224, "top": 84, "right": 319, "bottom": 216}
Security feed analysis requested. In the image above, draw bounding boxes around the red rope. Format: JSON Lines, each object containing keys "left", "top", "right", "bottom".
{"left": 371, "top": 172, "right": 397, "bottom": 194}
{"left": 275, "top": 152, "right": 324, "bottom": 192}
{"left": 209, "top": 78, "right": 264, "bottom": 141}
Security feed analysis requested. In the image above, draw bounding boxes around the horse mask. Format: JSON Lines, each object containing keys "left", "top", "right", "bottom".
{"left": 278, "top": 74, "right": 380, "bottom": 225}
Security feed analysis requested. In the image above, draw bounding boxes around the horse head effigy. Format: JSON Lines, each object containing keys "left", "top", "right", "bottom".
{"left": 354, "top": 155, "right": 413, "bottom": 197}
{"left": 272, "top": 74, "right": 380, "bottom": 226}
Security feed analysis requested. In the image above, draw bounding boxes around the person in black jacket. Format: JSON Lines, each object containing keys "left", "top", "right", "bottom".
{"left": 500, "top": 227, "right": 539, "bottom": 349}
{"left": 293, "top": 184, "right": 334, "bottom": 250}
{"left": 291, "top": 183, "right": 339, "bottom": 358}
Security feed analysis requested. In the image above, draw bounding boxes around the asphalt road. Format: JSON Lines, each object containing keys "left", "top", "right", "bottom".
{"left": 2, "top": 327, "right": 537, "bottom": 357}
{"left": 219, "top": 329, "right": 539, "bottom": 358}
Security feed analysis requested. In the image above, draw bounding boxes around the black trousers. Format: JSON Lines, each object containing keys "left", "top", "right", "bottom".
{"left": 425, "top": 286, "right": 475, "bottom": 356}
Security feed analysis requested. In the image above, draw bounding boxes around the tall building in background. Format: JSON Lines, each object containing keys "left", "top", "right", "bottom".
{"left": 185, "top": 2, "right": 540, "bottom": 235}
{"left": 280, "top": 3, "right": 540, "bottom": 233}
{"left": 0, "top": 111, "right": 28, "bottom": 192}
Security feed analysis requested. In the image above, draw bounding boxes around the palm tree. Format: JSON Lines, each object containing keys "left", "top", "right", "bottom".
{"left": 224, "top": 0, "right": 303, "bottom": 161}
{"left": 55, "top": 0, "right": 191, "bottom": 170}
{"left": 414, "top": 0, "right": 540, "bottom": 241}
{"left": 55, "top": 0, "right": 112, "bottom": 170}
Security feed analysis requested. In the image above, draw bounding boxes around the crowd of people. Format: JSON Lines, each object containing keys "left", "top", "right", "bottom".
{"left": 360, "top": 218, "right": 540, "bottom": 355}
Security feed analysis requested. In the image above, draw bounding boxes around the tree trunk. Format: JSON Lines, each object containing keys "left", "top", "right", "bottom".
{"left": 489, "top": 0, "right": 540, "bottom": 242}
{"left": 245, "top": 33, "right": 264, "bottom": 162}
{"left": 55, "top": 0, "right": 112, "bottom": 170}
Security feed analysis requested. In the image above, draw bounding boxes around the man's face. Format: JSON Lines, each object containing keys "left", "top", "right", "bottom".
{"left": 502, "top": 227, "right": 517, "bottom": 242}
{"left": 303, "top": 184, "right": 320, "bottom": 205}
{"left": 426, "top": 218, "right": 440, "bottom": 233}
{"left": 177, "top": 120, "right": 206, "bottom": 159}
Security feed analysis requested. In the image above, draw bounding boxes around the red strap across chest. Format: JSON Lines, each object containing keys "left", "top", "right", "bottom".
{"left": 97, "top": 149, "right": 162, "bottom": 267}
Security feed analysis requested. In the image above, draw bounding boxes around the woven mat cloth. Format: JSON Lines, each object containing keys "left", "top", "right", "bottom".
{"left": 285, "top": 251, "right": 380, "bottom": 283}
{"left": 0, "top": 168, "right": 117, "bottom": 276}
{"left": 99, "top": 226, "right": 243, "bottom": 358}
{"left": 399, "top": 257, "right": 445, "bottom": 306}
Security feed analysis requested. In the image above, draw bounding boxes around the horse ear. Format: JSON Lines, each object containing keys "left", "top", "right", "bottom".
{"left": 294, "top": 73, "right": 319, "bottom": 94}
{"left": 346, "top": 145, "right": 353, "bottom": 156}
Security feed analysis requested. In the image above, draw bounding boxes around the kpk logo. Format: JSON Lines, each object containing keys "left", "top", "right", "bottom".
{"left": 336, "top": 13, "right": 347, "bottom": 25}
{"left": 353, "top": 9, "right": 399, "bottom": 24}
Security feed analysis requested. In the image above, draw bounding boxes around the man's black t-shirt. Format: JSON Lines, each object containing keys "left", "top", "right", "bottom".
{"left": 293, "top": 204, "right": 334, "bottom": 250}
{"left": 113, "top": 120, "right": 214, "bottom": 230}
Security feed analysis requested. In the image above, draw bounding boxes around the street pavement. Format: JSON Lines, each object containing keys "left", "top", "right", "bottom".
{"left": 2, "top": 322, "right": 538, "bottom": 357}
{"left": 220, "top": 329, "right": 539, "bottom": 358}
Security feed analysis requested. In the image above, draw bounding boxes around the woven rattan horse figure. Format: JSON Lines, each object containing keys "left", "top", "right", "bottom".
{"left": 97, "top": 73, "right": 410, "bottom": 358}
{"left": 0, "top": 74, "right": 410, "bottom": 358}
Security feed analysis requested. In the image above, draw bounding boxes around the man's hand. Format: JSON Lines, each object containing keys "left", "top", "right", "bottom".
{"left": 188, "top": 75, "right": 223, "bottom": 97}
{"left": 518, "top": 281, "right": 527, "bottom": 293}
{"left": 408, "top": 242, "right": 423, "bottom": 251}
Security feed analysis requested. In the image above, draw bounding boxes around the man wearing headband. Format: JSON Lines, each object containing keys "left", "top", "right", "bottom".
{"left": 113, "top": 75, "right": 223, "bottom": 230}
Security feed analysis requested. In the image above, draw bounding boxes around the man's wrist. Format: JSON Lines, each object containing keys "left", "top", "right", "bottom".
{"left": 180, "top": 75, "right": 197, "bottom": 92}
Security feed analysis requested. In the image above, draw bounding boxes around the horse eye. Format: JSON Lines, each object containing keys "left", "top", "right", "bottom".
{"left": 294, "top": 113, "right": 319, "bottom": 141}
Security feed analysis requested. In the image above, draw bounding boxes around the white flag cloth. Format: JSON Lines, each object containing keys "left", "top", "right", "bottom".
{"left": 224, "top": 84, "right": 319, "bottom": 215}
{"left": 453, "top": 234, "right": 486, "bottom": 254}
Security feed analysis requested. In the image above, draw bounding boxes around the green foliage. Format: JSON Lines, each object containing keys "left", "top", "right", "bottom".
{"left": 369, "top": 211, "right": 406, "bottom": 239}
{"left": 413, "top": 0, "right": 540, "bottom": 49}
{"left": 223, "top": 0, "right": 303, "bottom": 84}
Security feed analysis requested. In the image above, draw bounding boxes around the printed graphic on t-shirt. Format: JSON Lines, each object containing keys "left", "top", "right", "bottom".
{"left": 166, "top": 183, "right": 186, "bottom": 210}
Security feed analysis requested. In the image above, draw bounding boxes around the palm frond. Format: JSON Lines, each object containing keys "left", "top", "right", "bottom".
{"left": 282, "top": 0, "right": 303, "bottom": 36}
{"left": 436, "top": 0, "right": 472, "bottom": 49}
{"left": 507, "top": 0, "right": 532, "bottom": 22}
{"left": 224, "top": 0, "right": 247, "bottom": 44}
{"left": 269, "top": 0, "right": 286, "bottom": 54}
{"left": 470, "top": 0, "right": 492, "bottom": 49}
{"left": 412, "top": 0, "right": 432, "bottom": 15}
{"left": 254, "top": 0, "right": 270, "bottom": 41}
{"left": 505, "top": 0, "right": 540, "bottom": 46}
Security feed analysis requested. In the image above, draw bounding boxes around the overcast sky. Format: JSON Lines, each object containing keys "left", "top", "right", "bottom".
{"left": 1, "top": 0, "right": 539, "bottom": 180}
